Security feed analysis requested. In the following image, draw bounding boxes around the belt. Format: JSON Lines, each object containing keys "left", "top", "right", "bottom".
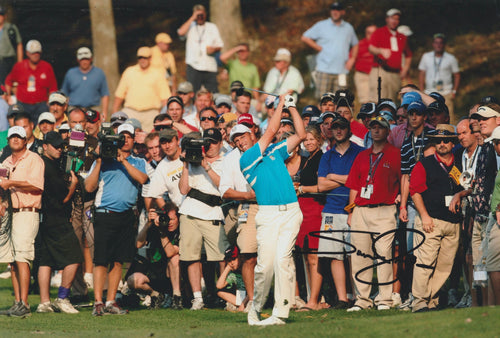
{"left": 95, "top": 208, "right": 117, "bottom": 214}
{"left": 359, "top": 203, "right": 394, "bottom": 208}
{"left": 12, "top": 207, "right": 41, "bottom": 213}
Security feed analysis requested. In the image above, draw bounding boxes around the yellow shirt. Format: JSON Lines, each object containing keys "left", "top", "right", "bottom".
{"left": 150, "top": 46, "right": 177, "bottom": 76}
{"left": 115, "top": 64, "right": 171, "bottom": 111}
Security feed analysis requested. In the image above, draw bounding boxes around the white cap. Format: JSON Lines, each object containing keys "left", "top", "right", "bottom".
{"left": 485, "top": 126, "right": 500, "bottom": 143}
{"left": 471, "top": 106, "right": 500, "bottom": 119}
{"left": 26, "top": 40, "right": 42, "bottom": 53}
{"left": 386, "top": 8, "right": 401, "bottom": 17}
{"left": 229, "top": 124, "right": 252, "bottom": 142}
{"left": 77, "top": 47, "right": 92, "bottom": 60}
{"left": 273, "top": 48, "right": 291, "bottom": 62}
{"left": 8, "top": 126, "right": 26, "bottom": 139}
{"left": 117, "top": 123, "right": 135, "bottom": 135}
{"left": 38, "top": 112, "right": 56, "bottom": 124}
{"left": 49, "top": 92, "right": 67, "bottom": 105}
{"left": 397, "top": 25, "right": 413, "bottom": 37}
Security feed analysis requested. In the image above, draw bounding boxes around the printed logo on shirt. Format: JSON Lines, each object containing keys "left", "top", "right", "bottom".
{"left": 40, "top": 73, "right": 46, "bottom": 79}
{"left": 170, "top": 172, "right": 182, "bottom": 182}
{"left": 383, "top": 162, "right": 390, "bottom": 168}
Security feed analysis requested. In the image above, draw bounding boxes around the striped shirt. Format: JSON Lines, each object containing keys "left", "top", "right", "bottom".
{"left": 401, "top": 126, "right": 436, "bottom": 175}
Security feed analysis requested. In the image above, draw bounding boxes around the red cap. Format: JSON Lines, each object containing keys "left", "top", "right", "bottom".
{"left": 237, "top": 113, "right": 254, "bottom": 127}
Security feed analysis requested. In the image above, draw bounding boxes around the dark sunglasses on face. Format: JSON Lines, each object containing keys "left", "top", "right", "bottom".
{"left": 476, "top": 116, "right": 494, "bottom": 122}
{"left": 200, "top": 116, "right": 217, "bottom": 122}
{"left": 396, "top": 115, "right": 406, "bottom": 119}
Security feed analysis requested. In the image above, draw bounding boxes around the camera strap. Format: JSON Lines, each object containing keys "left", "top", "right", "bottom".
{"left": 187, "top": 188, "right": 222, "bottom": 207}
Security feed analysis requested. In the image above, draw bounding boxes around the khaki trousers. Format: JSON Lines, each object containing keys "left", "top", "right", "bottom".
{"left": 411, "top": 215, "right": 459, "bottom": 312}
{"left": 351, "top": 205, "right": 397, "bottom": 308}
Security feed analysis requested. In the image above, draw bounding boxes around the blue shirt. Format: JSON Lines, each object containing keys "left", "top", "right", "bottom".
{"left": 318, "top": 142, "right": 364, "bottom": 214}
{"left": 92, "top": 155, "right": 147, "bottom": 212}
{"left": 240, "top": 140, "right": 297, "bottom": 205}
{"left": 61, "top": 66, "right": 109, "bottom": 107}
{"left": 303, "top": 19, "right": 358, "bottom": 75}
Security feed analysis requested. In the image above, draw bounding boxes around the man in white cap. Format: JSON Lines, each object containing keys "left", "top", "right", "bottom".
{"left": 178, "top": 4, "right": 223, "bottom": 93}
{"left": 368, "top": 9, "right": 412, "bottom": 102}
{"left": 263, "top": 48, "right": 304, "bottom": 100}
{"left": 35, "top": 112, "right": 56, "bottom": 139}
{"left": 61, "top": 47, "right": 110, "bottom": 120}
{"left": 301, "top": 2, "right": 359, "bottom": 98}
{"left": 0, "top": 125, "right": 45, "bottom": 318}
{"left": 5, "top": 40, "right": 57, "bottom": 123}
{"left": 84, "top": 123, "right": 148, "bottom": 316}
{"left": 150, "top": 33, "right": 177, "bottom": 94}
{"left": 113, "top": 47, "right": 170, "bottom": 133}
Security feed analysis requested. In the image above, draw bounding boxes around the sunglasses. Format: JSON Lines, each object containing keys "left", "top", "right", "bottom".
{"left": 200, "top": 116, "right": 217, "bottom": 122}
{"left": 137, "top": 56, "right": 150, "bottom": 60}
{"left": 475, "top": 116, "right": 494, "bottom": 122}
{"left": 493, "top": 139, "right": 500, "bottom": 146}
{"left": 436, "top": 139, "right": 454, "bottom": 144}
{"left": 177, "top": 92, "right": 188, "bottom": 95}
{"left": 396, "top": 115, "right": 406, "bottom": 119}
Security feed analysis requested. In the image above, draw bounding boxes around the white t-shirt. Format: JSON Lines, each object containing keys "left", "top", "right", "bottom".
{"left": 219, "top": 148, "right": 251, "bottom": 197}
{"left": 418, "top": 51, "right": 459, "bottom": 95}
{"left": 184, "top": 22, "right": 224, "bottom": 73}
{"left": 146, "top": 157, "right": 185, "bottom": 207}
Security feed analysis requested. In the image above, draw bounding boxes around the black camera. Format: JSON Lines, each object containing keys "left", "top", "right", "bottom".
{"left": 98, "top": 123, "right": 125, "bottom": 160}
{"left": 181, "top": 136, "right": 210, "bottom": 165}
{"left": 155, "top": 209, "right": 172, "bottom": 238}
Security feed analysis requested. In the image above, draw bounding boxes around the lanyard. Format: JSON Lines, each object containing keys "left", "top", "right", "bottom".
{"left": 433, "top": 52, "right": 443, "bottom": 80}
{"left": 274, "top": 69, "right": 289, "bottom": 92}
{"left": 366, "top": 152, "right": 383, "bottom": 183}
{"left": 434, "top": 154, "right": 455, "bottom": 191}
{"left": 462, "top": 145, "right": 480, "bottom": 172}
{"left": 195, "top": 25, "right": 206, "bottom": 46}
{"left": 411, "top": 133, "right": 424, "bottom": 162}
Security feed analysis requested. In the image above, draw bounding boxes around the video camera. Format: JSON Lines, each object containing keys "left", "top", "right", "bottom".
{"left": 155, "top": 208, "right": 175, "bottom": 239}
{"left": 181, "top": 133, "right": 210, "bottom": 165}
{"left": 61, "top": 124, "right": 85, "bottom": 174}
{"left": 98, "top": 122, "right": 125, "bottom": 160}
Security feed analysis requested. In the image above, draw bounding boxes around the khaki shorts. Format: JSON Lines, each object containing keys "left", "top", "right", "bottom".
{"left": 236, "top": 203, "right": 258, "bottom": 254}
{"left": 487, "top": 216, "right": 500, "bottom": 272}
{"left": 472, "top": 219, "right": 486, "bottom": 265}
{"left": 11, "top": 211, "right": 39, "bottom": 263}
{"left": 122, "top": 107, "right": 159, "bottom": 133}
{"left": 179, "top": 214, "right": 227, "bottom": 261}
{"left": 317, "top": 213, "right": 350, "bottom": 260}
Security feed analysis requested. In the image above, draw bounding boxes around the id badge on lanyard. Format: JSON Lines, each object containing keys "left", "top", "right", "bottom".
{"left": 390, "top": 36, "right": 399, "bottom": 52}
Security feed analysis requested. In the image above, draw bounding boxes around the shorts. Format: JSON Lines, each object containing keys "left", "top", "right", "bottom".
{"left": 487, "top": 216, "right": 500, "bottom": 272}
{"left": 179, "top": 214, "right": 227, "bottom": 261}
{"left": 11, "top": 211, "right": 39, "bottom": 263}
{"left": 38, "top": 219, "right": 84, "bottom": 269}
{"left": 317, "top": 213, "right": 350, "bottom": 260}
{"left": 472, "top": 219, "right": 487, "bottom": 265}
{"left": 93, "top": 209, "right": 136, "bottom": 266}
{"left": 236, "top": 203, "right": 258, "bottom": 254}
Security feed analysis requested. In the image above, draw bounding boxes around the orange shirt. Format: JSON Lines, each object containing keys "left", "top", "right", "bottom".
{"left": 2, "top": 149, "right": 45, "bottom": 208}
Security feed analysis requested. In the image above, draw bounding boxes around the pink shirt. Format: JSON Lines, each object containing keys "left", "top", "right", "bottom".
{"left": 3, "top": 150, "right": 44, "bottom": 208}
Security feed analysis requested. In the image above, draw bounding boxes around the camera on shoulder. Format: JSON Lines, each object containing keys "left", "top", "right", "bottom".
{"left": 98, "top": 122, "right": 125, "bottom": 160}
{"left": 181, "top": 132, "right": 209, "bottom": 165}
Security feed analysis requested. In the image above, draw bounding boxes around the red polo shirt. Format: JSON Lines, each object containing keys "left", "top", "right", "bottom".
{"left": 369, "top": 26, "right": 412, "bottom": 71}
{"left": 5, "top": 59, "right": 57, "bottom": 104}
{"left": 354, "top": 37, "right": 373, "bottom": 74}
{"left": 346, "top": 142, "right": 401, "bottom": 206}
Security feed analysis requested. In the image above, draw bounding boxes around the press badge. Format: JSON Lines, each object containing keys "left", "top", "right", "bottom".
{"left": 338, "top": 74, "right": 347, "bottom": 87}
{"left": 445, "top": 195, "right": 453, "bottom": 207}
{"left": 390, "top": 36, "right": 399, "bottom": 52}
{"left": 238, "top": 203, "right": 249, "bottom": 223}
{"left": 360, "top": 184, "right": 373, "bottom": 199}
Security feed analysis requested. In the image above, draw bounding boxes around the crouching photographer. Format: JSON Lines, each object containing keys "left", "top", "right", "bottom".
{"left": 124, "top": 202, "right": 180, "bottom": 309}
{"left": 178, "top": 128, "right": 229, "bottom": 310}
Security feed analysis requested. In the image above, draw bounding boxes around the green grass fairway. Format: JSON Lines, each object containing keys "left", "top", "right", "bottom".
{"left": 0, "top": 277, "right": 499, "bottom": 337}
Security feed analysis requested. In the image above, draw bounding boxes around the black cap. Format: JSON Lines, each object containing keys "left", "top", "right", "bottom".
{"left": 230, "top": 80, "right": 244, "bottom": 92}
{"left": 334, "top": 89, "right": 354, "bottom": 105}
{"left": 426, "top": 101, "right": 449, "bottom": 115}
{"left": 331, "top": 116, "right": 350, "bottom": 128}
{"left": 301, "top": 105, "right": 320, "bottom": 117}
{"left": 320, "top": 92, "right": 336, "bottom": 104}
{"left": 167, "top": 95, "right": 184, "bottom": 109}
{"left": 429, "top": 92, "right": 446, "bottom": 105}
{"left": 224, "top": 245, "right": 239, "bottom": 261}
{"left": 336, "top": 96, "right": 351, "bottom": 109}
{"left": 330, "top": 2, "right": 344, "bottom": 10}
{"left": 480, "top": 96, "right": 499, "bottom": 105}
{"left": 0, "top": 6, "right": 5, "bottom": 15}
{"left": 7, "top": 104, "right": 24, "bottom": 117}
{"left": 203, "top": 128, "right": 222, "bottom": 142}
{"left": 43, "top": 131, "right": 64, "bottom": 148}
{"left": 358, "top": 102, "right": 377, "bottom": 118}
{"left": 159, "top": 128, "right": 178, "bottom": 141}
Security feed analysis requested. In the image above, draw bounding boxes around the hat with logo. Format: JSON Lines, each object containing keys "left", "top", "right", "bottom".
{"left": 331, "top": 116, "right": 350, "bottom": 128}
{"left": 485, "top": 126, "right": 500, "bottom": 143}
{"left": 49, "top": 92, "right": 67, "bottom": 105}
{"left": 110, "top": 111, "right": 129, "bottom": 127}
{"left": 8, "top": 126, "right": 26, "bottom": 139}
{"left": 215, "top": 95, "right": 232, "bottom": 108}
{"left": 26, "top": 40, "right": 42, "bottom": 53}
{"left": 38, "top": 112, "right": 56, "bottom": 124}
{"left": 401, "top": 92, "right": 422, "bottom": 107}
{"left": 386, "top": 8, "right": 401, "bottom": 17}
{"left": 317, "top": 111, "right": 338, "bottom": 124}
{"left": 7, "top": 104, "right": 24, "bottom": 117}
{"left": 85, "top": 109, "right": 100, "bottom": 123}
{"left": 238, "top": 113, "right": 254, "bottom": 127}
{"left": 167, "top": 95, "right": 184, "bottom": 108}
{"left": 302, "top": 105, "right": 320, "bottom": 117}
{"left": 357, "top": 102, "right": 377, "bottom": 119}
{"left": 230, "top": 80, "right": 244, "bottom": 92}
{"left": 368, "top": 116, "right": 390, "bottom": 129}
{"left": 427, "top": 124, "right": 458, "bottom": 142}
{"left": 77, "top": 47, "right": 92, "bottom": 60}
{"left": 407, "top": 101, "right": 427, "bottom": 115}
{"left": 330, "top": 2, "right": 344, "bottom": 10}
{"left": 118, "top": 123, "right": 135, "bottom": 136}
{"left": 203, "top": 128, "right": 222, "bottom": 143}
{"left": 177, "top": 81, "right": 194, "bottom": 94}
{"left": 229, "top": 124, "right": 252, "bottom": 142}
{"left": 470, "top": 106, "right": 500, "bottom": 119}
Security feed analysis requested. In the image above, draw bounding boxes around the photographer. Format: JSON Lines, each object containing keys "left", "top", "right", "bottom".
{"left": 178, "top": 127, "right": 228, "bottom": 310}
{"left": 84, "top": 123, "right": 148, "bottom": 316}
{"left": 125, "top": 202, "right": 180, "bottom": 309}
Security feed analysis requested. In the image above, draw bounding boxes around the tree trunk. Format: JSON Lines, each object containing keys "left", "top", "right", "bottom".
{"left": 88, "top": 0, "right": 119, "bottom": 120}
{"left": 210, "top": 0, "right": 246, "bottom": 50}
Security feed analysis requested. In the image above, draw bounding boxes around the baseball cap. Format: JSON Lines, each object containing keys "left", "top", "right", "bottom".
{"left": 38, "top": 112, "right": 56, "bottom": 124}
{"left": 229, "top": 124, "right": 252, "bottom": 142}
{"left": 330, "top": 2, "right": 344, "bottom": 10}
{"left": 118, "top": 123, "right": 135, "bottom": 136}
{"left": 320, "top": 92, "right": 336, "bottom": 104}
{"left": 59, "top": 122, "right": 70, "bottom": 132}
{"left": 280, "top": 118, "right": 293, "bottom": 126}
{"left": 224, "top": 245, "right": 239, "bottom": 261}
{"left": 265, "top": 95, "right": 277, "bottom": 108}
{"left": 7, "top": 104, "right": 25, "bottom": 117}
{"left": 167, "top": 95, "right": 184, "bottom": 108}
{"left": 480, "top": 96, "right": 499, "bottom": 105}
{"left": 334, "top": 89, "right": 355, "bottom": 105}
{"left": 401, "top": 92, "right": 422, "bottom": 107}
{"left": 203, "top": 128, "right": 222, "bottom": 143}
{"left": 49, "top": 92, "right": 67, "bottom": 105}
{"left": 177, "top": 81, "right": 194, "bottom": 94}
{"left": 407, "top": 101, "right": 427, "bottom": 115}
{"left": 85, "top": 109, "right": 100, "bottom": 123}
{"left": 377, "top": 100, "right": 397, "bottom": 113}
{"left": 110, "top": 111, "right": 129, "bottom": 127}
{"left": 8, "top": 126, "right": 27, "bottom": 139}
{"left": 43, "top": 131, "right": 64, "bottom": 148}
{"left": 386, "top": 8, "right": 401, "bottom": 17}
{"left": 470, "top": 106, "right": 500, "bottom": 119}
{"left": 26, "top": 40, "right": 42, "bottom": 53}
{"left": 77, "top": 47, "right": 92, "bottom": 60}
{"left": 379, "top": 111, "right": 395, "bottom": 124}
{"left": 426, "top": 101, "right": 449, "bottom": 115}
{"left": 273, "top": 48, "right": 291, "bottom": 62}
{"left": 137, "top": 46, "right": 152, "bottom": 58}
{"left": 238, "top": 113, "right": 254, "bottom": 127}
{"left": 230, "top": 80, "right": 244, "bottom": 92}
{"left": 485, "top": 126, "right": 500, "bottom": 143}
{"left": 397, "top": 25, "right": 413, "bottom": 37}
{"left": 331, "top": 116, "right": 350, "bottom": 128}
{"left": 357, "top": 102, "right": 377, "bottom": 119}
{"left": 368, "top": 116, "right": 390, "bottom": 129}
{"left": 218, "top": 112, "right": 237, "bottom": 124}
{"left": 125, "top": 118, "right": 142, "bottom": 131}
{"left": 215, "top": 95, "right": 232, "bottom": 108}
{"left": 429, "top": 92, "right": 446, "bottom": 104}
{"left": 155, "top": 33, "right": 172, "bottom": 44}
{"left": 301, "top": 105, "right": 320, "bottom": 117}
{"left": 317, "top": 111, "right": 338, "bottom": 124}
{"left": 336, "top": 96, "right": 351, "bottom": 109}
{"left": 159, "top": 128, "right": 178, "bottom": 142}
